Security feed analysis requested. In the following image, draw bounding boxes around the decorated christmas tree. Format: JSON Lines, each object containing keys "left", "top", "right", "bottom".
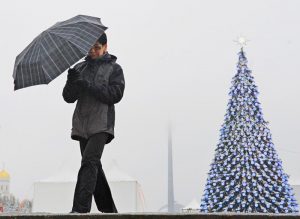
{"left": 199, "top": 45, "right": 299, "bottom": 213}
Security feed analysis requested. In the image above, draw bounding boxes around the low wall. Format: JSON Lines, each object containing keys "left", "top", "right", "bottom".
{"left": 0, "top": 213, "right": 300, "bottom": 219}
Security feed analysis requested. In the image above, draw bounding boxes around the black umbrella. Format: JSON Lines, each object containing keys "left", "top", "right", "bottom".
{"left": 13, "top": 14, "right": 107, "bottom": 90}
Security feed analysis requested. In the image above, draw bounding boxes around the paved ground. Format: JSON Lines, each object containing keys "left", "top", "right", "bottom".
{"left": 0, "top": 213, "right": 300, "bottom": 219}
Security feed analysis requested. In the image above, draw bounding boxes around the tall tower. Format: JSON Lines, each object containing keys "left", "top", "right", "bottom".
{"left": 168, "top": 122, "right": 175, "bottom": 213}
{"left": 158, "top": 122, "right": 184, "bottom": 212}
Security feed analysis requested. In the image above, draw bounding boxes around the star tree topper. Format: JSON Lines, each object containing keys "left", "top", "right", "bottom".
{"left": 234, "top": 36, "right": 250, "bottom": 48}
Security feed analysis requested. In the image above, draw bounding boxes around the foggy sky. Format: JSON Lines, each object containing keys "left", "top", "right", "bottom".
{"left": 0, "top": 0, "right": 300, "bottom": 211}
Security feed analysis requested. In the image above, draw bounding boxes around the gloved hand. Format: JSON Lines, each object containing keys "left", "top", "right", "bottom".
{"left": 67, "top": 68, "right": 81, "bottom": 83}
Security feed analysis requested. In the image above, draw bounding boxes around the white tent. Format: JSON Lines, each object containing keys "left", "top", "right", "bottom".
{"left": 181, "top": 198, "right": 200, "bottom": 213}
{"left": 290, "top": 180, "right": 300, "bottom": 204}
{"left": 32, "top": 160, "right": 145, "bottom": 213}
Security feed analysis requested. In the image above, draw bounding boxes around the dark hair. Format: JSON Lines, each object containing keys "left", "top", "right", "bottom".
{"left": 97, "top": 33, "right": 107, "bottom": 45}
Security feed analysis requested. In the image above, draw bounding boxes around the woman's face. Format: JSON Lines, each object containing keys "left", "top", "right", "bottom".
{"left": 88, "top": 42, "right": 107, "bottom": 59}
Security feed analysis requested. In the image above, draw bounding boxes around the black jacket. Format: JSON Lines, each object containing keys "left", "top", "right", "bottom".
{"left": 62, "top": 52, "right": 125, "bottom": 144}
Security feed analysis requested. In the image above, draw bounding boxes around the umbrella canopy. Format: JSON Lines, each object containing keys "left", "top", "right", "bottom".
{"left": 13, "top": 14, "right": 107, "bottom": 90}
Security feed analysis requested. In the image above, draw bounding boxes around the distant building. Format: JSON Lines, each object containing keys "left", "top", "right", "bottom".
{"left": 0, "top": 169, "right": 10, "bottom": 196}
{"left": 0, "top": 168, "right": 32, "bottom": 213}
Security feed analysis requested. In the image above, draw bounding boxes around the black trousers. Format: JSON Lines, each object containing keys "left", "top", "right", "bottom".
{"left": 71, "top": 132, "right": 118, "bottom": 213}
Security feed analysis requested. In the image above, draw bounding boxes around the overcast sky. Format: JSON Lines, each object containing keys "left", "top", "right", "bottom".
{"left": 0, "top": 0, "right": 300, "bottom": 212}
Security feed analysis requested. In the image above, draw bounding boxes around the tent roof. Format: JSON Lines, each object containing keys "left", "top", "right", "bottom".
{"left": 37, "top": 159, "right": 135, "bottom": 182}
{"left": 182, "top": 198, "right": 200, "bottom": 210}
